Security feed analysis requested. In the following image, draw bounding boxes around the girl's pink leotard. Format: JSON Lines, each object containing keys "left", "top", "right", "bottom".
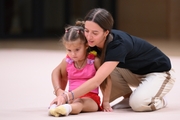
{"left": 66, "top": 53, "right": 99, "bottom": 94}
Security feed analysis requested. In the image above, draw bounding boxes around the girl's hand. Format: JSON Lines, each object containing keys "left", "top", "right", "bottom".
{"left": 50, "top": 95, "right": 66, "bottom": 106}
{"left": 102, "top": 101, "right": 113, "bottom": 112}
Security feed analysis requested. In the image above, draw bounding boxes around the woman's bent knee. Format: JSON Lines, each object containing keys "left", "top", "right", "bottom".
{"left": 129, "top": 96, "right": 152, "bottom": 112}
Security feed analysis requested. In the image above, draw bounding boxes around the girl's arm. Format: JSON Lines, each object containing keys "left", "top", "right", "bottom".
{"left": 70, "top": 61, "right": 119, "bottom": 100}
{"left": 100, "top": 75, "right": 113, "bottom": 112}
{"left": 51, "top": 58, "right": 68, "bottom": 96}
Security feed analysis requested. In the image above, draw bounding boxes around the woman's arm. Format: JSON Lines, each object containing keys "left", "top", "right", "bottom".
{"left": 70, "top": 61, "right": 119, "bottom": 100}
{"left": 94, "top": 57, "right": 112, "bottom": 111}
{"left": 51, "top": 58, "right": 68, "bottom": 96}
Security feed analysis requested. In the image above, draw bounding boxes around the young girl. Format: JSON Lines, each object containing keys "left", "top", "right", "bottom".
{"left": 49, "top": 24, "right": 112, "bottom": 117}
{"left": 50, "top": 8, "right": 175, "bottom": 112}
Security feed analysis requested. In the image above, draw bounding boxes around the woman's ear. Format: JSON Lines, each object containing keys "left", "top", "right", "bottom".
{"left": 104, "top": 30, "right": 109, "bottom": 37}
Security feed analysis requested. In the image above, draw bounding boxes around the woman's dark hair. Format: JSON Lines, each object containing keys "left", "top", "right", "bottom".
{"left": 84, "top": 8, "right": 114, "bottom": 90}
{"left": 84, "top": 8, "right": 114, "bottom": 32}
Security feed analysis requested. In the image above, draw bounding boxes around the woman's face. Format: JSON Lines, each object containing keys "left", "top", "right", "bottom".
{"left": 84, "top": 21, "right": 108, "bottom": 48}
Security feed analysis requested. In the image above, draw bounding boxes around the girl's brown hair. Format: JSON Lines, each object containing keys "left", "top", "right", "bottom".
{"left": 62, "top": 21, "right": 86, "bottom": 44}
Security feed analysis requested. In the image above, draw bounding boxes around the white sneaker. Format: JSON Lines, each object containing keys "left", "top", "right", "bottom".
{"left": 112, "top": 98, "right": 131, "bottom": 109}
{"left": 163, "top": 97, "right": 168, "bottom": 108}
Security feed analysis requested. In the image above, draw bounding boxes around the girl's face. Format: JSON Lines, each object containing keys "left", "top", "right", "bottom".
{"left": 84, "top": 21, "right": 109, "bottom": 48}
{"left": 64, "top": 38, "right": 88, "bottom": 62}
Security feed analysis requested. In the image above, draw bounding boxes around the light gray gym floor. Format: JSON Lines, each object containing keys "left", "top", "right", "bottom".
{"left": 0, "top": 39, "right": 180, "bottom": 120}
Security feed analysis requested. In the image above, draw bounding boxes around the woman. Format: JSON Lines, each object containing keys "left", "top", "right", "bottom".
{"left": 50, "top": 8, "right": 175, "bottom": 112}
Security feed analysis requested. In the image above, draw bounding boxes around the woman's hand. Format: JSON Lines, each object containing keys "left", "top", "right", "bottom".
{"left": 102, "top": 101, "right": 113, "bottom": 112}
{"left": 50, "top": 95, "right": 66, "bottom": 106}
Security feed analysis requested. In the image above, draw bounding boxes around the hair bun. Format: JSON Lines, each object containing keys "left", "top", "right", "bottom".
{"left": 75, "top": 21, "right": 85, "bottom": 27}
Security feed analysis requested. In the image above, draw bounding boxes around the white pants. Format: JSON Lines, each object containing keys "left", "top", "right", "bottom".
{"left": 110, "top": 67, "right": 175, "bottom": 111}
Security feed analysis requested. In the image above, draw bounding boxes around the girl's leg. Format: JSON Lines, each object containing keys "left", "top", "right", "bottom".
{"left": 129, "top": 69, "right": 176, "bottom": 111}
{"left": 71, "top": 97, "right": 98, "bottom": 114}
{"left": 50, "top": 97, "right": 98, "bottom": 117}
